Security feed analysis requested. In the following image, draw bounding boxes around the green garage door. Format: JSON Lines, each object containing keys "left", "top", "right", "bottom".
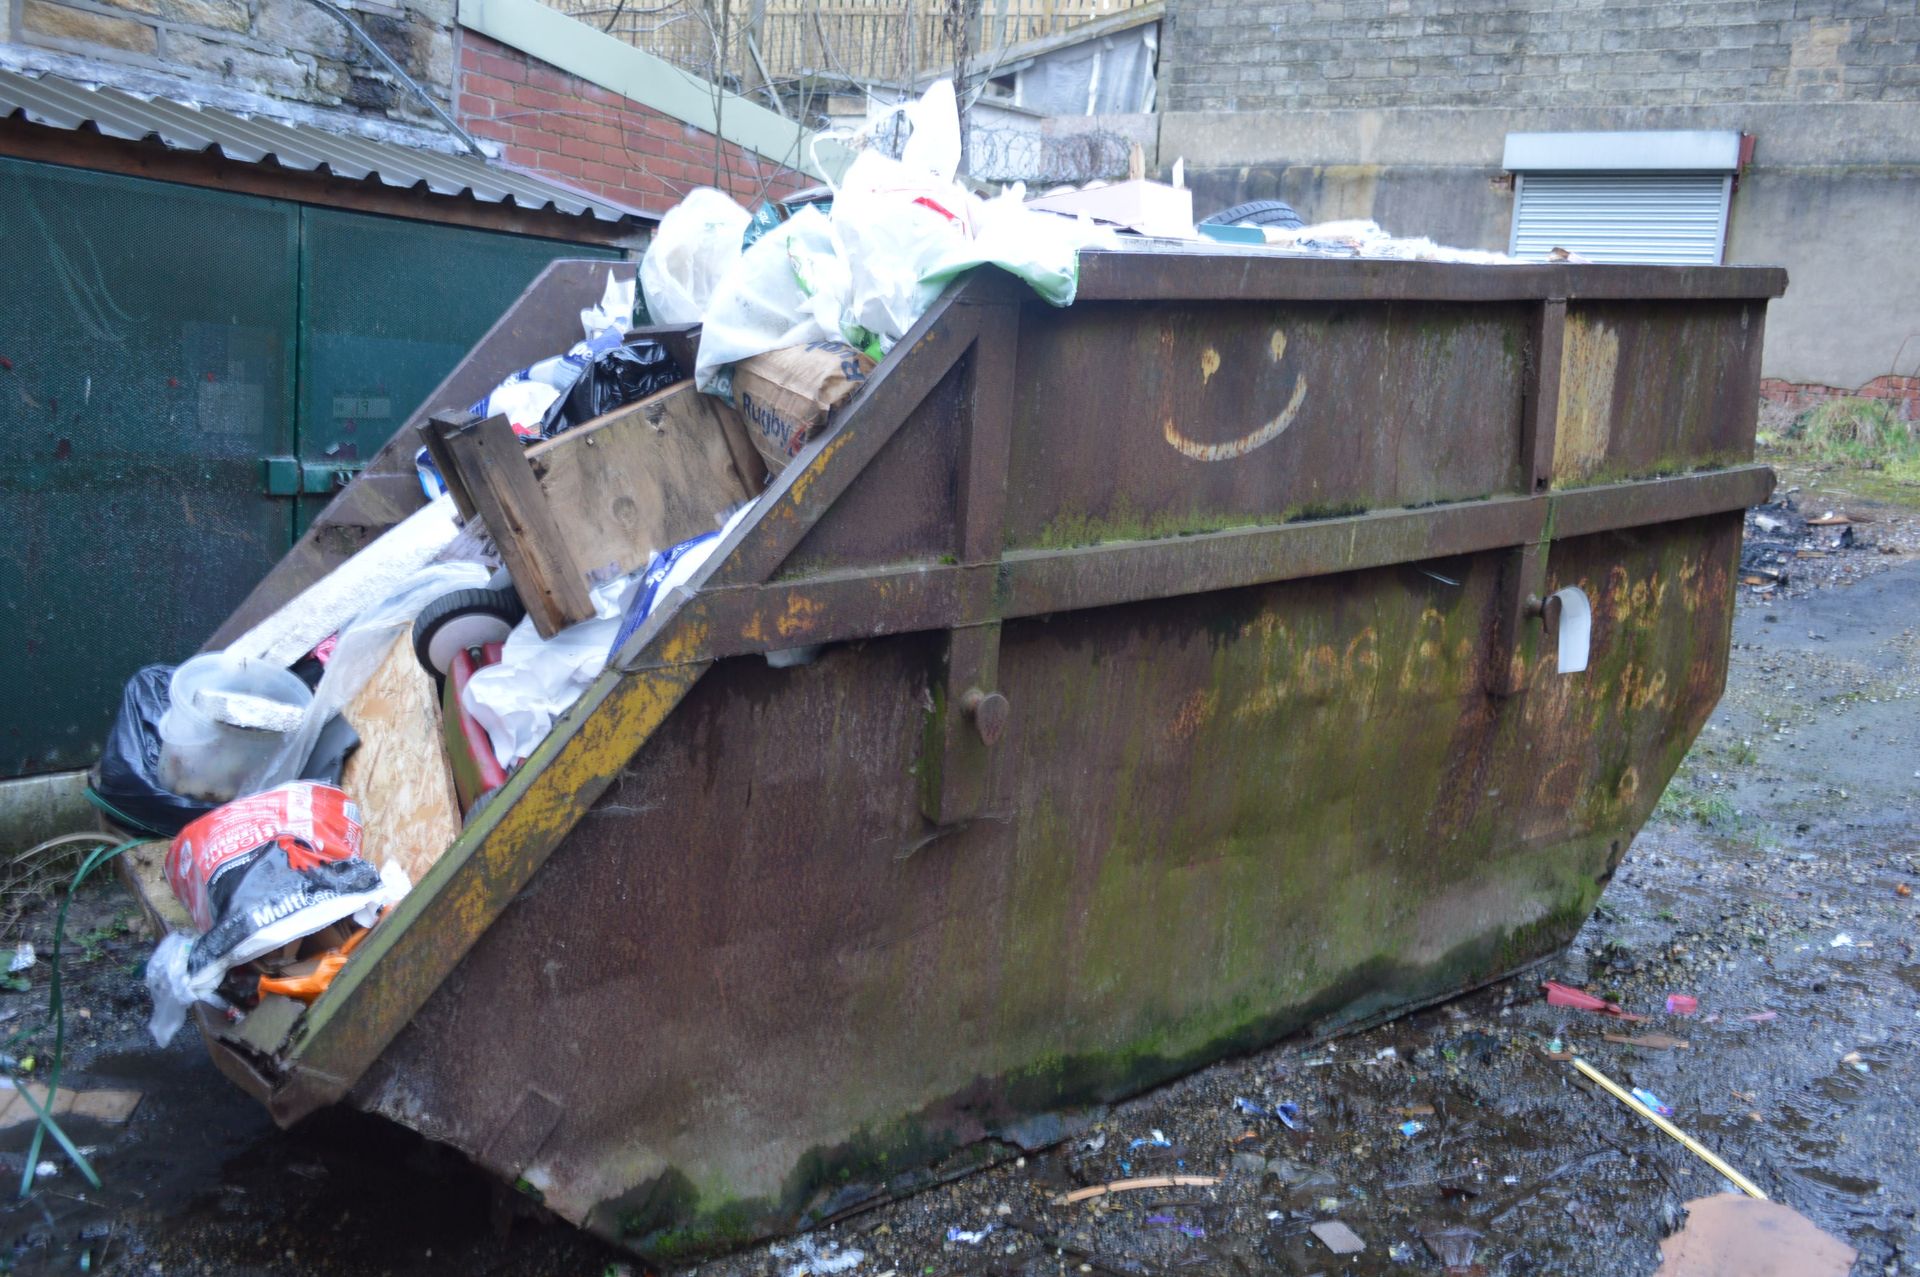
{"left": 0, "top": 156, "right": 617, "bottom": 778}
{"left": 296, "top": 208, "right": 618, "bottom": 532}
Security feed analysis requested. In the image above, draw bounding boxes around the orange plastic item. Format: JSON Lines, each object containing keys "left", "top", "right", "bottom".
{"left": 256, "top": 926, "right": 371, "bottom": 1004}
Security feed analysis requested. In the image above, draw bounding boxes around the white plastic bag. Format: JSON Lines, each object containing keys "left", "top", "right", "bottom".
{"left": 897, "top": 78, "right": 961, "bottom": 178}
{"left": 464, "top": 505, "right": 754, "bottom": 765}
{"left": 640, "top": 188, "right": 752, "bottom": 324}
{"left": 461, "top": 572, "right": 643, "bottom": 769}
{"left": 694, "top": 207, "right": 850, "bottom": 391}
{"left": 833, "top": 149, "right": 977, "bottom": 346}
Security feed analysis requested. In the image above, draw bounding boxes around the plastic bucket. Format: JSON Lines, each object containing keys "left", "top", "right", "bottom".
{"left": 158, "top": 653, "right": 313, "bottom": 803}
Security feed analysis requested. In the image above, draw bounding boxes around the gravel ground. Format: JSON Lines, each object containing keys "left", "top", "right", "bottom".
{"left": 1, "top": 462, "right": 1916, "bottom": 1277}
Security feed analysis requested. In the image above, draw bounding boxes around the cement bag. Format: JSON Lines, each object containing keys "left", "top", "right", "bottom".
{"left": 145, "top": 781, "right": 408, "bottom": 1045}
{"left": 693, "top": 206, "right": 849, "bottom": 391}
{"left": 733, "top": 342, "right": 876, "bottom": 473}
{"left": 640, "top": 188, "right": 751, "bottom": 324}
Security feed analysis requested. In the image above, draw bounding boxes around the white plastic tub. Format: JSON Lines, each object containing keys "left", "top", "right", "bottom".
{"left": 157, "top": 653, "right": 313, "bottom": 803}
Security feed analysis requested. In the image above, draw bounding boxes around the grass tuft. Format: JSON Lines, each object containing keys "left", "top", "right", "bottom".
{"left": 1765, "top": 397, "right": 1920, "bottom": 482}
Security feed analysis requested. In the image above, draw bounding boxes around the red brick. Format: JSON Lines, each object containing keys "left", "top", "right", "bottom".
{"left": 514, "top": 122, "right": 564, "bottom": 149}
{"left": 527, "top": 62, "right": 579, "bottom": 93}
{"left": 558, "top": 134, "right": 604, "bottom": 161}
{"left": 461, "top": 72, "right": 516, "bottom": 103}
{"left": 513, "top": 83, "right": 569, "bottom": 112}
{"left": 465, "top": 48, "right": 527, "bottom": 85}
{"left": 465, "top": 116, "right": 513, "bottom": 142}
{"left": 580, "top": 160, "right": 625, "bottom": 187}
{"left": 457, "top": 92, "right": 495, "bottom": 119}
{"left": 532, "top": 153, "right": 585, "bottom": 178}
{"left": 504, "top": 144, "right": 540, "bottom": 167}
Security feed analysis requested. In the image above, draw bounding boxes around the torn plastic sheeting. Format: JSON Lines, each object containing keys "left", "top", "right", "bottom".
{"left": 465, "top": 503, "right": 754, "bottom": 767}
{"left": 767, "top": 1237, "right": 864, "bottom": 1277}
{"left": 1257, "top": 218, "right": 1523, "bottom": 265}
{"left": 247, "top": 560, "right": 492, "bottom": 796}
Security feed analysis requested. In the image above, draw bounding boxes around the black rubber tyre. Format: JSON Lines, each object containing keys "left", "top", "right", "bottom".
{"left": 1198, "top": 199, "right": 1305, "bottom": 230}
{"left": 412, "top": 587, "right": 526, "bottom": 677}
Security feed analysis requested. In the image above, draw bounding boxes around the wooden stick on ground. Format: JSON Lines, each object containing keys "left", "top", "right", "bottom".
{"left": 1058, "top": 1175, "right": 1221, "bottom": 1205}
{"left": 1571, "top": 1056, "right": 1767, "bottom": 1200}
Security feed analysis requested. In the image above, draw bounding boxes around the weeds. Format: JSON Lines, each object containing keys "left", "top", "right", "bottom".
{"left": 1761, "top": 397, "right": 1920, "bottom": 484}
{"left": 1654, "top": 775, "right": 1740, "bottom": 831}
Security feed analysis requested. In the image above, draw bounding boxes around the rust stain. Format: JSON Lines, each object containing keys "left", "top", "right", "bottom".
{"left": 660, "top": 619, "right": 711, "bottom": 664}
{"left": 1553, "top": 315, "right": 1619, "bottom": 484}
{"left": 788, "top": 433, "right": 849, "bottom": 505}
{"left": 1167, "top": 688, "right": 1218, "bottom": 742}
{"left": 775, "top": 594, "right": 823, "bottom": 639}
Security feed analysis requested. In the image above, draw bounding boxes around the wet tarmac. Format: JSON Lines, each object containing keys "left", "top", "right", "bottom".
{"left": 3, "top": 477, "right": 1917, "bottom": 1277}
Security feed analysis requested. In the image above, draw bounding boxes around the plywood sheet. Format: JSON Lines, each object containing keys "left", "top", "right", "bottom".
{"left": 527, "top": 381, "right": 757, "bottom": 585}
{"left": 339, "top": 630, "right": 463, "bottom": 886}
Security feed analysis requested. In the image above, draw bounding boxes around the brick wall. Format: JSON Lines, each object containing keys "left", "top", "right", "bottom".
{"left": 9, "top": 0, "right": 457, "bottom": 126}
{"left": 1162, "top": 0, "right": 1920, "bottom": 113}
{"left": 456, "top": 31, "right": 810, "bottom": 215}
{"left": 1762, "top": 375, "right": 1920, "bottom": 420}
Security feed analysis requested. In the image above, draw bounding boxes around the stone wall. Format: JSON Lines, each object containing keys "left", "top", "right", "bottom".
{"left": 1160, "top": 0, "right": 1920, "bottom": 115}
{"left": 1157, "top": 0, "right": 1920, "bottom": 392}
{"left": 10, "top": 0, "right": 458, "bottom": 127}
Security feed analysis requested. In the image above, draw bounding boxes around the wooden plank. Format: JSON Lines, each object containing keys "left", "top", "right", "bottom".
{"left": 117, "top": 841, "right": 193, "bottom": 937}
{"left": 439, "top": 412, "right": 597, "bottom": 637}
{"left": 525, "top": 382, "right": 759, "bottom": 586}
{"left": 417, "top": 417, "right": 477, "bottom": 521}
{"left": 339, "top": 630, "right": 465, "bottom": 888}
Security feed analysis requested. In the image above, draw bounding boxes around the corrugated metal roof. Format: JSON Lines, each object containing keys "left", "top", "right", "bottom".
{"left": 0, "top": 67, "right": 644, "bottom": 224}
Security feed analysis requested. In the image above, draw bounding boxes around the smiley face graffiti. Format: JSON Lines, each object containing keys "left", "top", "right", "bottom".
{"left": 1163, "top": 327, "right": 1309, "bottom": 462}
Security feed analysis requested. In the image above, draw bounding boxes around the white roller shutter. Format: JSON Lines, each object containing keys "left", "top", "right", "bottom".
{"left": 1508, "top": 172, "right": 1732, "bottom": 265}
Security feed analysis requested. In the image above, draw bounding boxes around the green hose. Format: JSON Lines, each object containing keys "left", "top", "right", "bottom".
{"left": 15, "top": 834, "right": 142, "bottom": 1199}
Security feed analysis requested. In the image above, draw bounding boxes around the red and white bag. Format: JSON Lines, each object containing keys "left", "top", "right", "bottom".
{"left": 146, "top": 781, "right": 407, "bottom": 1045}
